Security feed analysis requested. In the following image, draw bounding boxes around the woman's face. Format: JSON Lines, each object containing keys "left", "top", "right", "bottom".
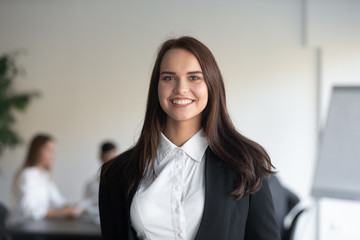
{"left": 38, "top": 140, "right": 55, "bottom": 170}
{"left": 158, "top": 48, "right": 208, "bottom": 124}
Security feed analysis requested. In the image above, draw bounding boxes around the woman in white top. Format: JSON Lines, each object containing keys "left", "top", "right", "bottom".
{"left": 9, "top": 134, "right": 82, "bottom": 224}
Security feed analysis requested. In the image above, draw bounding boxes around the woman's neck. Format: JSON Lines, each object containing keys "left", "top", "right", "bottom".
{"left": 163, "top": 117, "right": 202, "bottom": 147}
{"left": 36, "top": 164, "right": 47, "bottom": 172}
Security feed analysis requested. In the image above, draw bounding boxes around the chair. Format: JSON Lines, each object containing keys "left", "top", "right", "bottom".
{"left": 268, "top": 175, "right": 305, "bottom": 240}
{"left": 283, "top": 207, "right": 307, "bottom": 240}
{"left": 0, "top": 202, "right": 9, "bottom": 240}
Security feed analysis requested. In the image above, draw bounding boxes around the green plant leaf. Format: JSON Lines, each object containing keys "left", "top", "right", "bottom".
{"left": 0, "top": 52, "right": 40, "bottom": 158}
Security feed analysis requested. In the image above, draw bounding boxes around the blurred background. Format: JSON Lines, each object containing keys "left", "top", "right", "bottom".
{"left": 0, "top": 0, "right": 359, "bottom": 239}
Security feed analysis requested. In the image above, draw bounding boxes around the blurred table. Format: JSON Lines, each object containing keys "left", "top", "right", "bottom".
{"left": 5, "top": 216, "right": 101, "bottom": 240}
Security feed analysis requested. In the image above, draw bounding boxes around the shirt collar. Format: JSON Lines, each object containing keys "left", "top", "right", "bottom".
{"left": 157, "top": 128, "right": 208, "bottom": 163}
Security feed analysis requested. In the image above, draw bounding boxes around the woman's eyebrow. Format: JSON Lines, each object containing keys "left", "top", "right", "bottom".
{"left": 187, "top": 71, "right": 203, "bottom": 74}
{"left": 160, "top": 71, "right": 203, "bottom": 75}
{"left": 160, "top": 71, "right": 176, "bottom": 75}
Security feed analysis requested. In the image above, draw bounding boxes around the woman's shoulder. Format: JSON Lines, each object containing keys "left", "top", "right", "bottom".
{"left": 20, "top": 167, "right": 44, "bottom": 179}
{"left": 15, "top": 167, "right": 47, "bottom": 188}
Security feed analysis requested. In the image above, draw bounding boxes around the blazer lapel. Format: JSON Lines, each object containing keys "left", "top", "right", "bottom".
{"left": 194, "top": 148, "right": 236, "bottom": 240}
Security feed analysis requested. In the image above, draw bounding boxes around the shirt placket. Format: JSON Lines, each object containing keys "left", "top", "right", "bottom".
{"left": 172, "top": 148, "right": 185, "bottom": 240}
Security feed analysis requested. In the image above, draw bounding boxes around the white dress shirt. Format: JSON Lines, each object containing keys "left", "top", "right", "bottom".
{"left": 83, "top": 174, "right": 101, "bottom": 215}
{"left": 8, "top": 167, "right": 66, "bottom": 224}
{"left": 130, "top": 129, "right": 208, "bottom": 240}
{"left": 84, "top": 175, "right": 100, "bottom": 204}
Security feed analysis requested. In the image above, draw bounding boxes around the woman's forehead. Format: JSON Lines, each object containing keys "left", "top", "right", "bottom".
{"left": 160, "top": 49, "right": 201, "bottom": 73}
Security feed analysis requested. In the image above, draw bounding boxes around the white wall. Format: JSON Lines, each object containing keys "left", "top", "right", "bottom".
{"left": 0, "top": 1, "right": 359, "bottom": 239}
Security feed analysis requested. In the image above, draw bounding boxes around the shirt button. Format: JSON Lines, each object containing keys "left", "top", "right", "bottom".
{"left": 176, "top": 163, "right": 182, "bottom": 169}
{"left": 175, "top": 185, "right": 181, "bottom": 191}
{"left": 175, "top": 207, "right": 180, "bottom": 213}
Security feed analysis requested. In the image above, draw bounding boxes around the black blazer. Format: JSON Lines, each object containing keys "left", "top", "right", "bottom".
{"left": 99, "top": 147, "right": 280, "bottom": 240}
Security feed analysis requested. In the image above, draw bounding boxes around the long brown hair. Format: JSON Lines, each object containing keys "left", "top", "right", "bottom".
{"left": 13, "top": 134, "right": 54, "bottom": 188}
{"left": 109, "top": 36, "right": 273, "bottom": 200}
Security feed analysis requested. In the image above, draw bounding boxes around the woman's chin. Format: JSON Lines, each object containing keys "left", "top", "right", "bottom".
{"left": 167, "top": 114, "right": 202, "bottom": 124}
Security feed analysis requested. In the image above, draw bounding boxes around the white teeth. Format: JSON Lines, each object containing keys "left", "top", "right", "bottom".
{"left": 172, "top": 99, "right": 193, "bottom": 105}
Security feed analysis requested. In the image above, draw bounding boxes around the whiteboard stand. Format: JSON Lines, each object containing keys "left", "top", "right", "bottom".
{"left": 311, "top": 86, "right": 360, "bottom": 240}
{"left": 314, "top": 197, "right": 320, "bottom": 240}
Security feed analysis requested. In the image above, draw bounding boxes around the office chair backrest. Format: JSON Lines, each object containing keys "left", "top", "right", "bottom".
{"left": 0, "top": 203, "right": 8, "bottom": 227}
{"left": 284, "top": 208, "right": 307, "bottom": 240}
{"left": 268, "top": 176, "right": 300, "bottom": 240}
{"left": 0, "top": 202, "right": 9, "bottom": 240}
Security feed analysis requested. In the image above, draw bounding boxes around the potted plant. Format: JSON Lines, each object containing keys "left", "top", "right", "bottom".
{"left": 0, "top": 52, "right": 39, "bottom": 158}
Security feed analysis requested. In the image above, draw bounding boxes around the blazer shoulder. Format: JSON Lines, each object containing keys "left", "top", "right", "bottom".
{"left": 101, "top": 149, "right": 133, "bottom": 183}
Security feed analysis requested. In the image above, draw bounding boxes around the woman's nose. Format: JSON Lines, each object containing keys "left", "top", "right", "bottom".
{"left": 174, "top": 78, "right": 189, "bottom": 94}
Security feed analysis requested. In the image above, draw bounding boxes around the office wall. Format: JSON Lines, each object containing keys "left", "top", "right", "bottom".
{"left": 0, "top": 1, "right": 359, "bottom": 239}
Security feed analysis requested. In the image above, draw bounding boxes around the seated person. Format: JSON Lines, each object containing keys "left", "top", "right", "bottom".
{"left": 84, "top": 141, "right": 117, "bottom": 214}
{"left": 8, "top": 134, "right": 83, "bottom": 224}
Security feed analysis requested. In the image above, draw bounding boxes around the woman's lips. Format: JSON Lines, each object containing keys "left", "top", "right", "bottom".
{"left": 170, "top": 98, "right": 195, "bottom": 107}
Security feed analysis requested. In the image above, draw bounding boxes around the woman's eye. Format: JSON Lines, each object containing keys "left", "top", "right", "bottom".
{"left": 162, "top": 76, "right": 175, "bottom": 81}
{"left": 189, "top": 76, "right": 200, "bottom": 81}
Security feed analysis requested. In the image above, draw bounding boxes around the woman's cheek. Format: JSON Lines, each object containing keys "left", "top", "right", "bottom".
{"left": 197, "top": 82, "right": 208, "bottom": 103}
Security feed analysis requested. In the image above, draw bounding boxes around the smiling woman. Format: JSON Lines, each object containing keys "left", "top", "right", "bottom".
{"left": 99, "top": 36, "right": 280, "bottom": 240}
